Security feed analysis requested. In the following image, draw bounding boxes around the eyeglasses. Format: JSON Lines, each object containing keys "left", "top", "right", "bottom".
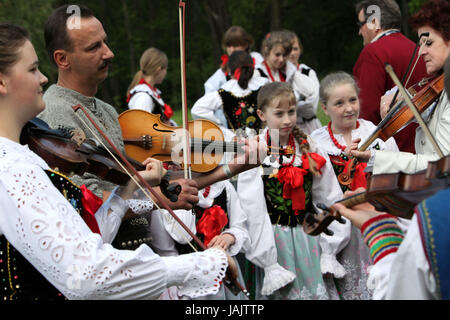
{"left": 356, "top": 20, "right": 367, "bottom": 29}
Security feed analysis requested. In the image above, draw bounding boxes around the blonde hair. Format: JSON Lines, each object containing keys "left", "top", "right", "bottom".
{"left": 319, "top": 71, "right": 360, "bottom": 105}
{"left": 261, "top": 31, "right": 292, "bottom": 59}
{"left": 257, "top": 82, "right": 320, "bottom": 175}
{"left": 127, "top": 47, "right": 168, "bottom": 95}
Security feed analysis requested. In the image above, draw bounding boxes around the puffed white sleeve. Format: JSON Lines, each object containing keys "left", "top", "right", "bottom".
{"left": 128, "top": 92, "right": 155, "bottom": 113}
{"left": 204, "top": 68, "right": 227, "bottom": 93}
{"left": 237, "top": 166, "right": 296, "bottom": 296}
{"left": 292, "top": 70, "right": 318, "bottom": 120}
{"left": 311, "top": 148, "right": 349, "bottom": 278}
{"left": 191, "top": 91, "right": 225, "bottom": 125}
{"left": 0, "top": 163, "right": 228, "bottom": 300}
{"left": 221, "top": 181, "right": 251, "bottom": 256}
{"left": 158, "top": 208, "right": 196, "bottom": 245}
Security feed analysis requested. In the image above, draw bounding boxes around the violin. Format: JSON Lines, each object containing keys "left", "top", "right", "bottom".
{"left": 303, "top": 155, "right": 449, "bottom": 236}
{"left": 20, "top": 117, "right": 181, "bottom": 202}
{"left": 337, "top": 74, "right": 444, "bottom": 186}
{"left": 118, "top": 109, "right": 294, "bottom": 173}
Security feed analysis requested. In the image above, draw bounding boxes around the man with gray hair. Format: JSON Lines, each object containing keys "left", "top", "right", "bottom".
{"left": 353, "top": 0, "right": 427, "bottom": 153}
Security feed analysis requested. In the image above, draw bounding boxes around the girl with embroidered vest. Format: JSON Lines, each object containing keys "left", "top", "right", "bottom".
{"left": 284, "top": 30, "right": 322, "bottom": 135}
{"left": 237, "top": 82, "right": 344, "bottom": 300}
{"left": 192, "top": 50, "right": 269, "bottom": 138}
{"left": 255, "top": 31, "right": 318, "bottom": 131}
{"left": 204, "top": 26, "right": 264, "bottom": 129}
{"left": 204, "top": 26, "right": 264, "bottom": 95}
{"left": 0, "top": 23, "right": 237, "bottom": 300}
{"left": 310, "top": 72, "right": 399, "bottom": 299}
{"left": 126, "top": 47, "right": 175, "bottom": 125}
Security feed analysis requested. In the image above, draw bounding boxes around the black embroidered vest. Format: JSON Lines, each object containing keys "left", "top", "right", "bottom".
{"left": 218, "top": 89, "right": 262, "bottom": 131}
{"left": 261, "top": 164, "right": 314, "bottom": 227}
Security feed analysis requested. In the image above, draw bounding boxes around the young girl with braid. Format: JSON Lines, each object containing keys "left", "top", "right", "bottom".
{"left": 310, "top": 72, "right": 399, "bottom": 299}
{"left": 237, "top": 82, "right": 343, "bottom": 300}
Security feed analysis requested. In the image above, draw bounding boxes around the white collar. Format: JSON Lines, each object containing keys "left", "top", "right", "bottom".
{"left": 371, "top": 29, "right": 400, "bottom": 43}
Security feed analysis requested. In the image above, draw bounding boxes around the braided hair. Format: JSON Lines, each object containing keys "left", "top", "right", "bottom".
{"left": 257, "top": 82, "right": 320, "bottom": 175}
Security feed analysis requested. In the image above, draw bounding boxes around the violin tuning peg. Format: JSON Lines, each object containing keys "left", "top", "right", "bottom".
{"left": 324, "top": 228, "right": 334, "bottom": 236}
{"left": 316, "top": 203, "right": 329, "bottom": 211}
{"left": 337, "top": 216, "right": 346, "bottom": 224}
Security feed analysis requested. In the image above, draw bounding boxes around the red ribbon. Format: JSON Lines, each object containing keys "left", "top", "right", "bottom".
{"left": 276, "top": 152, "right": 326, "bottom": 212}
{"left": 196, "top": 205, "right": 228, "bottom": 246}
{"left": 220, "top": 54, "right": 229, "bottom": 68}
{"left": 163, "top": 103, "right": 173, "bottom": 119}
{"left": 233, "top": 58, "right": 255, "bottom": 82}
{"left": 80, "top": 185, "right": 102, "bottom": 235}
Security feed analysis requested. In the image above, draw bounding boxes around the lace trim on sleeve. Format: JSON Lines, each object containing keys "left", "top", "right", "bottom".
{"left": 163, "top": 248, "right": 228, "bottom": 298}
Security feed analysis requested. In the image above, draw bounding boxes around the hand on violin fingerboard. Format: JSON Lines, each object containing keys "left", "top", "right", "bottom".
{"left": 229, "top": 135, "right": 267, "bottom": 172}
{"left": 331, "top": 188, "right": 387, "bottom": 229}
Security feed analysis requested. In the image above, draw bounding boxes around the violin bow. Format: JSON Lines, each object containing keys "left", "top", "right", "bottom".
{"left": 179, "top": 1, "right": 192, "bottom": 180}
{"left": 385, "top": 64, "right": 444, "bottom": 158}
{"left": 387, "top": 32, "right": 430, "bottom": 112}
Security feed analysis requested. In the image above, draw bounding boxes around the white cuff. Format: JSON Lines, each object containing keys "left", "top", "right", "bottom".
{"left": 320, "top": 253, "right": 347, "bottom": 278}
{"left": 162, "top": 248, "right": 228, "bottom": 298}
{"left": 125, "top": 199, "right": 154, "bottom": 215}
{"left": 261, "top": 263, "right": 296, "bottom": 296}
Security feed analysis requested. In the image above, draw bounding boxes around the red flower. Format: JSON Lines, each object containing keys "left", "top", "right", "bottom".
{"left": 196, "top": 205, "right": 228, "bottom": 246}
{"left": 235, "top": 107, "right": 242, "bottom": 116}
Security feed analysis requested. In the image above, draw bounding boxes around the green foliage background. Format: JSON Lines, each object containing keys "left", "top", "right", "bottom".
{"left": 0, "top": 0, "right": 427, "bottom": 124}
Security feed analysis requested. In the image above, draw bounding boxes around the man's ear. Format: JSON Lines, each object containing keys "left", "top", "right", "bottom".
{"left": 53, "top": 49, "right": 70, "bottom": 70}
{"left": 367, "top": 16, "right": 381, "bottom": 32}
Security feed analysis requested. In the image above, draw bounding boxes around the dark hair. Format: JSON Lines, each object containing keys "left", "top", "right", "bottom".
{"left": 409, "top": 0, "right": 450, "bottom": 42}
{"left": 44, "top": 4, "right": 94, "bottom": 65}
{"left": 222, "top": 26, "right": 254, "bottom": 51}
{"left": 355, "top": 0, "right": 401, "bottom": 30}
{"left": 227, "top": 50, "right": 254, "bottom": 89}
{"left": 0, "top": 23, "right": 29, "bottom": 75}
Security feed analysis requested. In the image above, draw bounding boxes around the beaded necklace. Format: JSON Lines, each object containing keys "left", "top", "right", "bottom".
{"left": 266, "top": 130, "right": 296, "bottom": 166}
{"left": 327, "top": 121, "right": 360, "bottom": 151}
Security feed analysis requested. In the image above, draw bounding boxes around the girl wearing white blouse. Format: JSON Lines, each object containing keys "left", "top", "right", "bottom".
{"left": 192, "top": 50, "right": 269, "bottom": 137}
{"left": 310, "top": 71, "right": 399, "bottom": 299}
{"left": 0, "top": 23, "right": 236, "bottom": 300}
{"left": 255, "top": 31, "right": 319, "bottom": 130}
{"left": 126, "top": 47, "right": 175, "bottom": 125}
{"left": 237, "top": 82, "right": 343, "bottom": 300}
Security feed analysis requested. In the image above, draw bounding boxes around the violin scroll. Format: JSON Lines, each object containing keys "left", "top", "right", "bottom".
{"left": 302, "top": 203, "right": 346, "bottom": 236}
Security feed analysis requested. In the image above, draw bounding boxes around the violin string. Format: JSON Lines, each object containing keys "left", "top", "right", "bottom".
{"left": 74, "top": 113, "right": 198, "bottom": 251}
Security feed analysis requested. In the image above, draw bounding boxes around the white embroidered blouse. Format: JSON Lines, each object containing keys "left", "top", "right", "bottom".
{"left": 0, "top": 137, "right": 228, "bottom": 299}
